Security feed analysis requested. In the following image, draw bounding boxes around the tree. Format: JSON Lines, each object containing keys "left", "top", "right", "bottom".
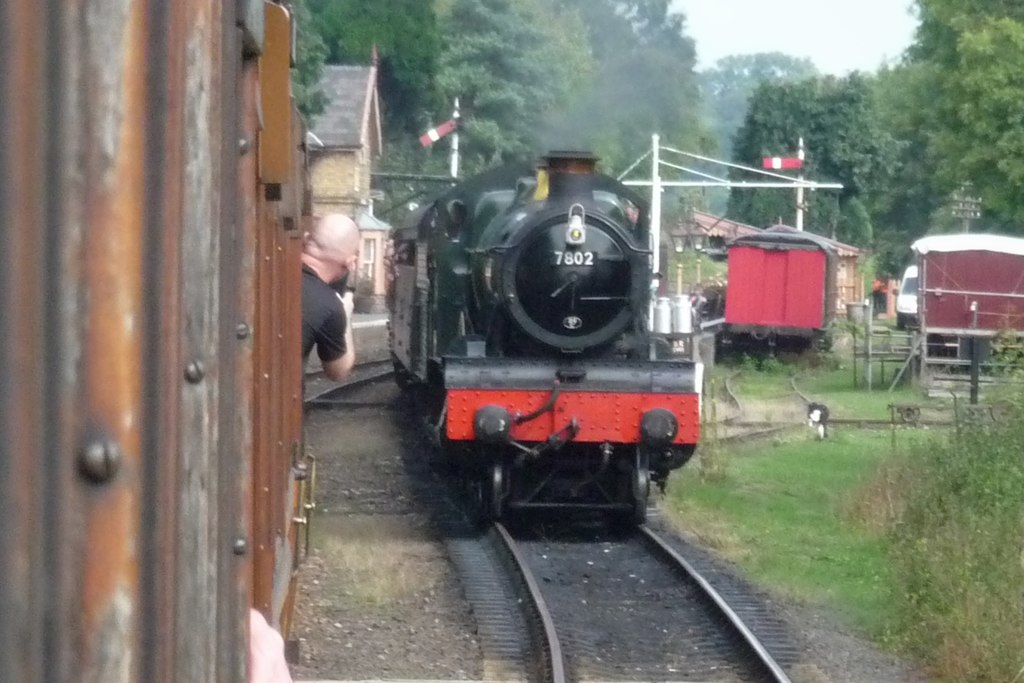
{"left": 700, "top": 53, "right": 818, "bottom": 160}
{"left": 727, "top": 75, "right": 897, "bottom": 246}
{"left": 544, "top": 0, "right": 708, "bottom": 171}
{"left": 435, "top": 0, "right": 560, "bottom": 170}
{"left": 291, "top": 0, "right": 329, "bottom": 119}
{"left": 863, "top": 64, "right": 948, "bottom": 274}
{"left": 911, "top": 0, "right": 1024, "bottom": 226}
{"left": 306, "top": 0, "right": 441, "bottom": 136}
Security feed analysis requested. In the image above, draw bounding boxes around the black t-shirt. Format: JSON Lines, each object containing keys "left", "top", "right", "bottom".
{"left": 302, "top": 265, "right": 347, "bottom": 363}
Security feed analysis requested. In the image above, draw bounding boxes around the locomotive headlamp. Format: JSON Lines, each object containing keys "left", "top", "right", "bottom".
{"left": 565, "top": 204, "right": 587, "bottom": 246}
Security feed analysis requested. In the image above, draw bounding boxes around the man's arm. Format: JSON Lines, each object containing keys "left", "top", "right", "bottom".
{"left": 322, "top": 291, "right": 355, "bottom": 381}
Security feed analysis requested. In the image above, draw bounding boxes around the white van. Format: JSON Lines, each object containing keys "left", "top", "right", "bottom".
{"left": 896, "top": 265, "right": 918, "bottom": 330}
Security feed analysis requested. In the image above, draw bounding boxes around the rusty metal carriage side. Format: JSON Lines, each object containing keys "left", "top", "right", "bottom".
{"left": 0, "top": 1, "right": 307, "bottom": 680}
{"left": 1, "top": 5, "right": 52, "bottom": 683}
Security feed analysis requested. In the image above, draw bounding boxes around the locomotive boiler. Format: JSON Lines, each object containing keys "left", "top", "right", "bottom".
{"left": 390, "top": 152, "right": 702, "bottom": 524}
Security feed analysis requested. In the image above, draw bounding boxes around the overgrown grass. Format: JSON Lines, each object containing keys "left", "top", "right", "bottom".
{"left": 665, "top": 430, "right": 929, "bottom": 634}
{"left": 311, "top": 514, "right": 442, "bottom": 605}
{"left": 874, "top": 402, "right": 1024, "bottom": 681}
{"left": 686, "top": 358, "right": 1024, "bottom": 680}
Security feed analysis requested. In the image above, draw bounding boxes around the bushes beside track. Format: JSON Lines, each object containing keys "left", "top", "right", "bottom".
{"left": 879, "top": 400, "right": 1024, "bottom": 681}
{"left": 674, "top": 362, "right": 1023, "bottom": 681}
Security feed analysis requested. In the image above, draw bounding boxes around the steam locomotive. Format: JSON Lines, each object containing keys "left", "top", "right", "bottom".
{"left": 389, "top": 152, "right": 702, "bottom": 524}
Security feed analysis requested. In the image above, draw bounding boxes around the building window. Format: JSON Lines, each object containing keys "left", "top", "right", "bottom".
{"left": 361, "top": 237, "right": 376, "bottom": 281}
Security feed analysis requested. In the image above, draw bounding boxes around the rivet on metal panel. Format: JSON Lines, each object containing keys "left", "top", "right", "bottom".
{"left": 239, "top": 137, "right": 251, "bottom": 155}
{"left": 184, "top": 361, "right": 206, "bottom": 384}
{"left": 236, "top": 322, "right": 251, "bottom": 339}
{"left": 78, "top": 440, "right": 122, "bottom": 484}
{"left": 233, "top": 538, "right": 248, "bottom": 556}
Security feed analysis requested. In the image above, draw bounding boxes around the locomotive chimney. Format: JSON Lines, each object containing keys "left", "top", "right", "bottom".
{"left": 543, "top": 150, "right": 598, "bottom": 200}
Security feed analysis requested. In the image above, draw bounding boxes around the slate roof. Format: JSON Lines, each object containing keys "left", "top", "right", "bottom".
{"left": 311, "top": 65, "right": 379, "bottom": 149}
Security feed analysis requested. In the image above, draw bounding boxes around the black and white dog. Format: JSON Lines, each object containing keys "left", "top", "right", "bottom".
{"left": 807, "top": 402, "right": 830, "bottom": 440}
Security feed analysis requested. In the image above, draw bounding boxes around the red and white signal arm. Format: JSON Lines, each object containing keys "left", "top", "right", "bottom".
{"left": 762, "top": 156, "right": 803, "bottom": 170}
{"left": 419, "top": 118, "right": 458, "bottom": 147}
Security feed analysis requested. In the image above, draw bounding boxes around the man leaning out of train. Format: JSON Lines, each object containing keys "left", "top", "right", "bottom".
{"left": 301, "top": 213, "right": 359, "bottom": 380}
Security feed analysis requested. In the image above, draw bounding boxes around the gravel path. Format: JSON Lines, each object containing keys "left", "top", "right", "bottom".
{"left": 291, "top": 381, "right": 482, "bottom": 681}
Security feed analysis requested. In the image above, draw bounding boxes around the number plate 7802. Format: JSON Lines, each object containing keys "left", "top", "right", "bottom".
{"left": 553, "top": 251, "right": 594, "bottom": 266}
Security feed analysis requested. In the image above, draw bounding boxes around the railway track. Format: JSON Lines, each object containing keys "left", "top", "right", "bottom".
{"left": 299, "top": 370, "right": 801, "bottom": 681}
{"left": 709, "top": 371, "right": 804, "bottom": 444}
{"left": 485, "top": 519, "right": 793, "bottom": 682}
{"left": 303, "top": 358, "right": 395, "bottom": 407}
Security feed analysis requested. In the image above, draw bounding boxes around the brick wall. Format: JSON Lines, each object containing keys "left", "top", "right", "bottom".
{"left": 310, "top": 150, "right": 370, "bottom": 216}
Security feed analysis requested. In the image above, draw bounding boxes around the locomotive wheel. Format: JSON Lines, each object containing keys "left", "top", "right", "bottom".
{"left": 393, "top": 365, "right": 416, "bottom": 389}
{"left": 488, "top": 460, "right": 506, "bottom": 522}
{"left": 391, "top": 354, "right": 417, "bottom": 389}
{"left": 631, "top": 449, "right": 651, "bottom": 526}
{"left": 466, "top": 475, "right": 486, "bottom": 526}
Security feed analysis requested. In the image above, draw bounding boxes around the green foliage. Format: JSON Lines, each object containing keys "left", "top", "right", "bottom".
{"left": 541, "top": 0, "right": 708, "bottom": 170}
{"left": 737, "top": 353, "right": 784, "bottom": 374}
{"left": 863, "top": 64, "right": 948, "bottom": 275}
{"left": 700, "top": 53, "right": 818, "bottom": 160}
{"left": 910, "top": 0, "right": 1024, "bottom": 228}
{"left": 291, "top": 0, "right": 329, "bottom": 119}
{"left": 301, "top": 0, "right": 709, "bottom": 178}
{"left": 837, "top": 196, "right": 873, "bottom": 245}
{"left": 431, "top": 0, "right": 709, "bottom": 174}
{"left": 883, "top": 405, "right": 1024, "bottom": 680}
{"left": 436, "top": 0, "right": 560, "bottom": 170}
{"left": 727, "top": 75, "right": 898, "bottom": 245}
{"left": 307, "top": 0, "right": 441, "bottom": 135}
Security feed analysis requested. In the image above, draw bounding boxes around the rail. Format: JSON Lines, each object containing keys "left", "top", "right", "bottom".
{"left": 492, "top": 523, "right": 567, "bottom": 683}
{"left": 639, "top": 526, "right": 793, "bottom": 682}
{"left": 303, "top": 359, "right": 395, "bottom": 407}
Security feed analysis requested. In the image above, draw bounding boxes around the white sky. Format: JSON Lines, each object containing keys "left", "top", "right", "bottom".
{"left": 672, "top": 0, "right": 920, "bottom": 74}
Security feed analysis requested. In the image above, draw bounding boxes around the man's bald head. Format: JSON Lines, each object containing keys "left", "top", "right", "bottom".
{"left": 303, "top": 213, "right": 360, "bottom": 283}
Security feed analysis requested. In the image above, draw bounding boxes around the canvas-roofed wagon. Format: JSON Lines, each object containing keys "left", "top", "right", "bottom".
{"left": 722, "top": 228, "right": 838, "bottom": 350}
{"left": 913, "top": 234, "right": 1024, "bottom": 336}
{"left": 911, "top": 235, "right": 1024, "bottom": 384}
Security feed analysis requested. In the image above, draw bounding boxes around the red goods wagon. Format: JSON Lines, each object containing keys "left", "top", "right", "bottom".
{"left": 724, "top": 230, "right": 837, "bottom": 344}
{"left": 913, "top": 234, "right": 1024, "bottom": 335}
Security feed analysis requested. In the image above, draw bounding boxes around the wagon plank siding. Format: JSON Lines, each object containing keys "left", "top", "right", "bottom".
{"left": 725, "top": 246, "right": 827, "bottom": 329}
{"left": 921, "top": 250, "right": 1024, "bottom": 333}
